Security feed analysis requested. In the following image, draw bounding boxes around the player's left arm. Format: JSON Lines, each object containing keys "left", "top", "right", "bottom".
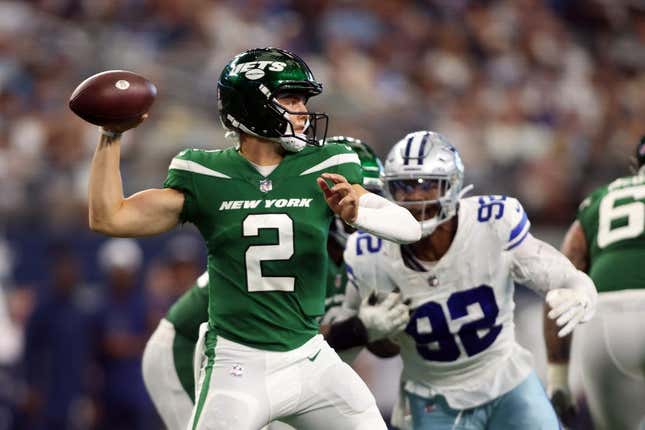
{"left": 317, "top": 173, "right": 421, "bottom": 244}
{"left": 491, "top": 197, "right": 596, "bottom": 337}
{"left": 510, "top": 232, "right": 597, "bottom": 338}
{"left": 543, "top": 220, "right": 590, "bottom": 425}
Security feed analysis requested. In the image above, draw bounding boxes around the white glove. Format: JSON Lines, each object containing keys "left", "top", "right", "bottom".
{"left": 358, "top": 291, "right": 410, "bottom": 342}
{"left": 546, "top": 286, "right": 596, "bottom": 337}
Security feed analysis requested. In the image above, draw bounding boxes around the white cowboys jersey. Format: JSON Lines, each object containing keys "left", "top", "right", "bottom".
{"left": 343, "top": 195, "right": 534, "bottom": 409}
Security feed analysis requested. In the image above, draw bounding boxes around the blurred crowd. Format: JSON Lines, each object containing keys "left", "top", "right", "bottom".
{"left": 1, "top": 0, "right": 644, "bottom": 229}
{"left": 0, "top": 234, "right": 205, "bottom": 429}
{"left": 0, "top": 0, "right": 643, "bottom": 428}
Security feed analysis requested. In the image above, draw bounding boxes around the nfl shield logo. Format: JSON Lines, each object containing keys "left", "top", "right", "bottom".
{"left": 259, "top": 179, "right": 272, "bottom": 193}
{"left": 427, "top": 275, "right": 439, "bottom": 287}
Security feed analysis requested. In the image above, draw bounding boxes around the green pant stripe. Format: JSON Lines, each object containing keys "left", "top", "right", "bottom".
{"left": 192, "top": 331, "right": 216, "bottom": 430}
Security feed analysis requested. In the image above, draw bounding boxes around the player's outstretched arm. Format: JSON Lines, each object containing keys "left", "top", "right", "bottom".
{"left": 88, "top": 132, "right": 184, "bottom": 237}
{"left": 543, "top": 220, "right": 589, "bottom": 426}
{"left": 317, "top": 173, "right": 421, "bottom": 244}
{"left": 510, "top": 232, "right": 596, "bottom": 336}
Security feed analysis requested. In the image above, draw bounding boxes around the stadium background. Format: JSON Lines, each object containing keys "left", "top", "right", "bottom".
{"left": 0, "top": 0, "right": 642, "bottom": 428}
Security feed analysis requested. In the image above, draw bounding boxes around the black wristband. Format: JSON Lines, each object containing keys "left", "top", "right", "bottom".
{"left": 326, "top": 316, "right": 368, "bottom": 351}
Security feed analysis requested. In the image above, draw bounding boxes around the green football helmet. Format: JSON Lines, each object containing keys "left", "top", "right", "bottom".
{"left": 218, "top": 47, "right": 328, "bottom": 152}
{"left": 325, "top": 136, "right": 385, "bottom": 248}
{"left": 325, "top": 136, "right": 384, "bottom": 193}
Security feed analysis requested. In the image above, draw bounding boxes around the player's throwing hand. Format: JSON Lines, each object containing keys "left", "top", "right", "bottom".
{"left": 317, "top": 172, "right": 361, "bottom": 223}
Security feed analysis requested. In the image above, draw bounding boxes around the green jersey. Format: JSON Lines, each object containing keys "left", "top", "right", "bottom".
{"left": 164, "top": 144, "right": 362, "bottom": 351}
{"left": 577, "top": 173, "right": 645, "bottom": 293}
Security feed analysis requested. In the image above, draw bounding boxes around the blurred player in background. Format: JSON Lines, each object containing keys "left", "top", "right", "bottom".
{"left": 142, "top": 271, "right": 208, "bottom": 430}
{"left": 328, "top": 131, "right": 598, "bottom": 430}
{"left": 22, "top": 245, "right": 94, "bottom": 430}
{"left": 142, "top": 136, "right": 386, "bottom": 430}
{"left": 545, "top": 135, "right": 645, "bottom": 430}
{"left": 94, "top": 238, "right": 152, "bottom": 430}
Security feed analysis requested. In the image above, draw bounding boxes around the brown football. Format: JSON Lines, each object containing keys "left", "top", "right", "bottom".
{"left": 68, "top": 70, "right": 157, "bottom": 127}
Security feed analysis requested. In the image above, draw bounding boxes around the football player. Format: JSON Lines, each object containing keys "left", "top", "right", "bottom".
{"left": 88, "top": 45, "right": 423, "bottom": 429}
{"left": 89, "top": 46, "right": 422, "bottom": 429}
{"left": 544, "top": 135, "right": 645, "bottom": 430}
{"left": 327, "top": 131, "right": 597, "bottom": 429}
{"left": 141, "top": 136, "right": 388, "bottom": 430}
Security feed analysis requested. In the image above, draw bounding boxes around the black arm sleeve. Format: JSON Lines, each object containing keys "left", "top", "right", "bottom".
{"left": 326, "top": 316, "right": 368, "bottom": 351}
{"left": 366, "top": 339, "right": 400, "bottom": 358}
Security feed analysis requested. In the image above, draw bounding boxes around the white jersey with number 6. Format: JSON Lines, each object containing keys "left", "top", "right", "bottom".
{"left": 343, "top": 196, "right": 535, "bottom": 409}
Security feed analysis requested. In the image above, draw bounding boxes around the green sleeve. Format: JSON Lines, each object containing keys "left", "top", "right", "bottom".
{"left": 163, "top": 149, "right": 199, "bottom": 223}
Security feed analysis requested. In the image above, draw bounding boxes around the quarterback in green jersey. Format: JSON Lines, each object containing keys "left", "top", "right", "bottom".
{"left": 88, "top": 46, "right": 420, "bottom": 430}
{"left": 142, "top": 137, "right": 387, "bottom": 430}
{"left": 544, "top": 136, "right": 645, "bottom": 430}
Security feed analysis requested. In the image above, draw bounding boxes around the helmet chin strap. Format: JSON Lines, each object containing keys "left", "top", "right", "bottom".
{"left": 419, "top": 184, "right": 474, "bottom": 237}
{"left": 420, "top": 211, "right": 453, "bottom": 237}
{"left": 235, "top": 120, "right": 308, "bottom": 153}
{"left": 276, "top": 113, "right": 310, "bottom": 153}
{"left": 459, "top": 184, "right": 474, "bottom": 198}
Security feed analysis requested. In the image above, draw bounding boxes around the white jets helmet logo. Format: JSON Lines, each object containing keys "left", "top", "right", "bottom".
{"left": 230, "top": 61, "right": 288, "bottom": 77}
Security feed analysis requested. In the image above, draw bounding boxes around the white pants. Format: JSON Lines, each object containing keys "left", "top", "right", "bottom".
{"left": 572, "top": 290, "right": 645, "bottom": 430}
{"left": 142, "top": 319, "right": 195, "bottom": 430}
{"left": 188, "top": 331, "right": 386, "bottom": 430}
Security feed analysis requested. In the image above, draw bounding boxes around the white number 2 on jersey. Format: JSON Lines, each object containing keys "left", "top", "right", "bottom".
{"left": 598, "top": 185, "right": 645, "bottom": 248}
{"left": 243, "top": 214, "right": 295, "bottom": 292}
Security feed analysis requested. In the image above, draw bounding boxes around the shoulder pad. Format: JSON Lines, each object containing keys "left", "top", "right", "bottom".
{"left": 576, "top": 185, "right": 607, "bottom": 218}
{"left": 343, "top": 231, "right": 384, "bottom": 261}
{"left": 167, "top": 148, "right": 231, "bottom": 179}
{"left": 322, "top": 141, "right": 356, "bottom": 156}
{"left": 469, "top": 195, "right": 531, "bottom": 250}
{"left": 343, "top": 230, "right": 384, "bottom": 289}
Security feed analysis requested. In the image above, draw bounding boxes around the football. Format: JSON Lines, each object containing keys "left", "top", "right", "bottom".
{"left": 68, "top": 70, "right": 157, "bottom": 128}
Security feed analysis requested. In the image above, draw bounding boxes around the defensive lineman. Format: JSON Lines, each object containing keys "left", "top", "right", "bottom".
{"left": 89, "top": 46, "right": 421, "bottom": 429}
{"left": 545, "top": 135, "right": 645, "bottom": 430}
{"left": 329, "top": 131, "right": 597, "bottom": 429}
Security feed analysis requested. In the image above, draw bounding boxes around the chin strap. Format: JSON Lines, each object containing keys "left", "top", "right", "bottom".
{"left": 458, "top": 184, "right": 474, "bottom": 198}
{"left": 275, "top": 104, "right": 309, "bottom": 152}
{"left": 419, "top": 184, "right": 474, "bottom": 237}
{"left": 278, "top": 134, "right": 307, "bottom": 152}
